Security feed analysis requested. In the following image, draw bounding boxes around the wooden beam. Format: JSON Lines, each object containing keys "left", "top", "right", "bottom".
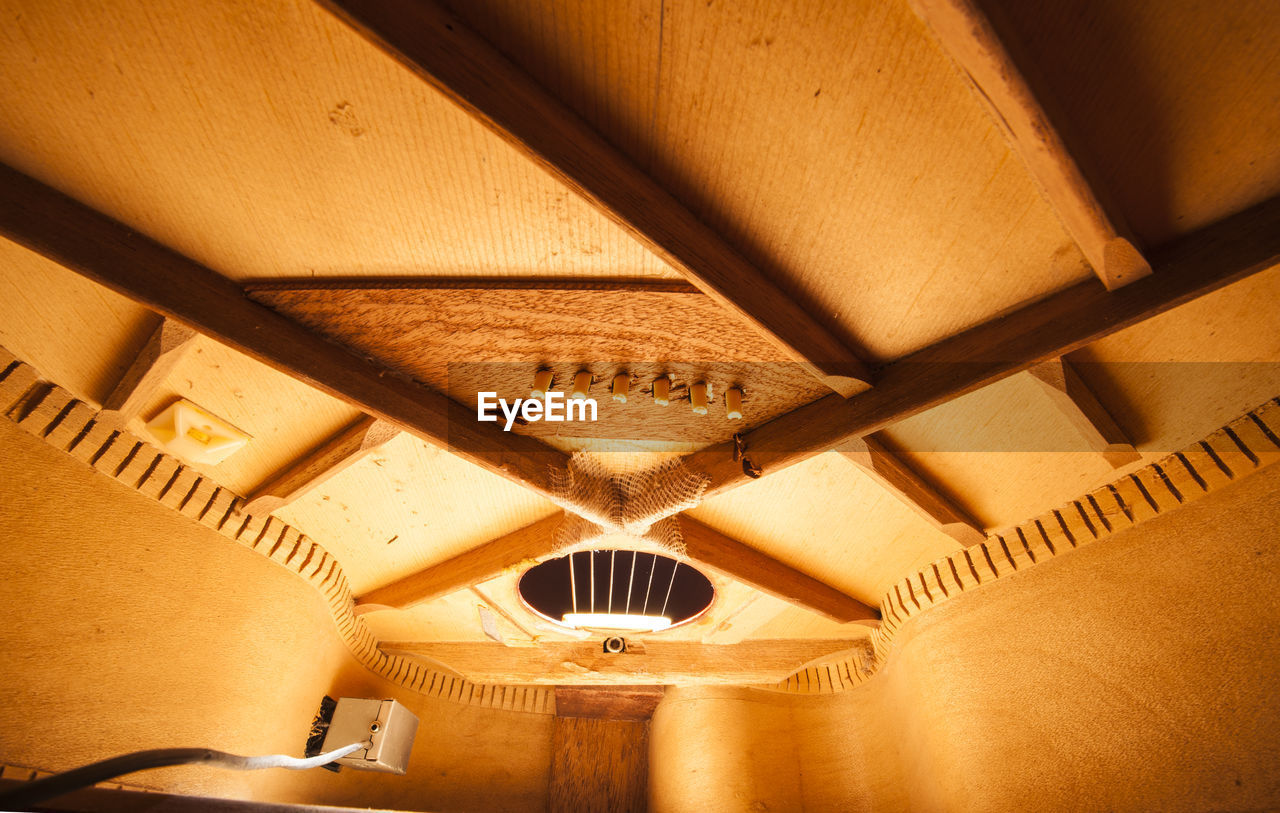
{"left": 0, "top": 162, "right": 569, "bottom": 498}
{"left": 357, "top": 511, "right": 880, "bottom": 625}
{"left": 1027, "top": 358, "right": 1142, "bottom": 468}
{"left": 679, "top": 517, "right": 879, "bottom": 623}
{"left": 243, "top": 415, "right": 401, "bottom": 515}
{"left": 102, "top": 317, "right": 196, "bottom": 420}
{"left": 356, "top": 512, "right": 564, "bottom": 611}
{"left": 838, "top": 434, "right": 985, "bottom": 545}
{"left": 314, "top": 0, "right": 872, "bottom": 397}
{"left": 683, "top": 197, "right": 1280, "bottom": 497}
{"left": 554, "top": 686, "right": 665, "bottom": 721}
{"left": 381, "top": 639, "right": 863, "bottom": 685}
{"left": 908, "top": 0, "right": 1150, "bottom": 290}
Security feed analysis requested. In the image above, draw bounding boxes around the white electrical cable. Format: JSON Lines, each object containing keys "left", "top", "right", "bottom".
{"left": 0, "top": 742, "right": 366, "bottom": 810}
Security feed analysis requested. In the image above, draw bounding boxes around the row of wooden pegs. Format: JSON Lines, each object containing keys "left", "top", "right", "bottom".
{"left": 532, "top": 369, "right": 744, "bottom": 420}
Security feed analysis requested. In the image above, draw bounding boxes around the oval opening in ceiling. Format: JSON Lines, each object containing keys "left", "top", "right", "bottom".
{"left": 518, "top": 550, "right": 714, "bottom": 633}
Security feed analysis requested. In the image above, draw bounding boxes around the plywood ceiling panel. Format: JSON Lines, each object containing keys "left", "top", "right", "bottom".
{"left": 1069, "top": 264, "right": 1280, "bottom": 453}
{"left": 251, "top": 283, "right": 830, "bottom": 447}
{"left": 449, "top": 0, "right": 1094, "bottom": 361}
{"left": 687, "top": 452, "right": 961, "bottom": 605}
{"left": 0, "top": 0, "right": 674, "bottom": 281}
{"left": 0, "top": 239, "right": 154, "bottom": 406}
{"left": 275, "top": 432, "right": 558, "bottom": 593}
{"left": 882, "top": 372, "right": 1125, "bottom": 530}
{"left": 984, "top": 0, "right": 1280, "bottom": 247}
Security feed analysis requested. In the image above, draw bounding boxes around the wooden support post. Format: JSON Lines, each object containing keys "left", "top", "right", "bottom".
{"left": 908, "top": 0, "right": 1150, "bottom": 290}
{"left": 314, "top": 0, "right": 873, "bottom": 396}
{"left": 838, "top": 434, "right": 985, "bottom": 545}
{"left": 102, "top": 318, "right": 196, "bottom": 420}
{"left": 554, "top": 686, "right": 665, "bottom": 722}
{"left": 355, "top": 512, "right": 564, "bottom": 611}
{"left": 682, "top": 196, "right": 1280, "bottom": 498}
{"left": 679, "top": 516, "right": 879, "bottom": 623}
{"left": 1027, "top": 358, "right": 1141, "bottom": 468}
{"left": 244, "top": 415, "right": 401, "bottom": 515}
{"left": 0, "top": 162, "right": 570, "bottom": 498}
{"left": 380, "top": 639, "right": 864, "bottom": 685}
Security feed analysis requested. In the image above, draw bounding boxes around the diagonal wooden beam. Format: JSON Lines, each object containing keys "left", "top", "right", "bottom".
{"left": 682, "top": 197, "right": 1280, "bottom": 497}
{"left": 908, "top": 0, "right": 1150, "bottom": 290}
{"left": 1027, "top": 358, "right": 1141, "bottom": 468}
{"left": 837, "top": 434, "right": 985, "bottom": 545}
{"left": 102, "top": 317, "right": 197, "bottom": 420}
{"left": 355, "top": 511, "right": 880, "bottom": 624}
{"left": 244, "top": 415, "right": 402, "bottom": 515}
{"left": 678, "top": 517, "right": 878, "bottom": 623}
{"left": 314, "top": 0, "right": 872, "bottom": 397}
{"left": 380, "top": 639, "right": 865, "bottom": 685}
{"left": 356, "top": 512, "right": 563, "bottom": 613}
{"left": 0, "top": 162, "right": 569, "bottom": 498}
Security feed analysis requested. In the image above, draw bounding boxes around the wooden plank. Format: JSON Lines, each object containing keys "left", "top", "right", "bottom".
{"left": 355, "top": 512, "right": 563, "bottom": 610}
{"left": 838, "top": 434, "right": 985, "bottom": 545}
{"left": 381, "top": 639, "right": 863, "bottom": 685}
{"left": 101, "top": 317, "right": 197, "bottom": 420}
{"left": 243, "top": 415, "right": 400, "bottom": 515}
{"left": 249, "top": 283, "right": 831, "bottom": 447}
{"left": 1027, "top": 358, "right": 1141, "bottom": 468}
{"left": 554, "top": 686, "right": 665, "bottom": 722}
{"left": 314, "top": 0, "right": 873, "bottom": 397}
{"left": 550, "top": 717, "right": 648, "bottom": 813}
{"left": 683, "top": 196, "right": 1280, "bottom": 497}
{"left": 0, "top": 162, "right": 569, "bottom": 498}
{"left": 679, "top": 516, "right": 880, "bottom": 624}
{"left": 908, "top": 0, "right": 1150, "bottom": 290}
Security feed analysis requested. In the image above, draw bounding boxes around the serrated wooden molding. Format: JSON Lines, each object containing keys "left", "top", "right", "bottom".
{"left": 769, "top": 395, "right": 1280, "bottom": 694}
{"left": 7, "top": 342, "right": 1279, "bottom": 699}
{"left": 0, "top": 346, "right": 554, "bottom": 716}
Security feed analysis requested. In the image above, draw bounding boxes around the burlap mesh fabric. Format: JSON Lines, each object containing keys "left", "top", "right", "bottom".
{"left": 548, "top": 453, "right": 709, "bottom": 554}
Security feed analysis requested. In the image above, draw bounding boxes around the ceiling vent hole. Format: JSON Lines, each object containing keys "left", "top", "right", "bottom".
{"left": 518, "top": 550, "right": 714, "bottom": 633}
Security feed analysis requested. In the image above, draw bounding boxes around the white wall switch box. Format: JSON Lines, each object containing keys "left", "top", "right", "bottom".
{"left": 144, "top": 400, "right": 250, "bottom": 465}
{"left": 321, "top": 697, "right": 419, "bottom": 774}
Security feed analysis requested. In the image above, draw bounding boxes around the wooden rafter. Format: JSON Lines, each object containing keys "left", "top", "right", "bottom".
{"left": 682, "top": 196, "right": 1280, "bottom": 497}
{"left": 314, "top": 0, "right": 873, "bottom": 397}
{"left": 380, "top": 639, "right": 865, "bottom": 685}
{"left": 244, "top": 415, "right": 401, "bottom": 515}
{"left": 355, "top": 511, "right": 879, "bottom": 624}
{"left": 102, "top": 317, "right": 197, "bottom": 420}
{"left": 1027, "top": 358, "right": 1141, "bottom": 468}
{"left": 908, "top": 0, "right": 1150, "bottom": 290}
{"left": 0, "top": 162, "right": 569, "bottom": 499}
{"left": 838, "top": 434, "right": 985, "bottom": 545}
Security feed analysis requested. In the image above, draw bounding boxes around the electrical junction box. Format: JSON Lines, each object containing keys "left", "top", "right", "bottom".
{"left": 321, "top": 697, "right": 419, "bottom": 774}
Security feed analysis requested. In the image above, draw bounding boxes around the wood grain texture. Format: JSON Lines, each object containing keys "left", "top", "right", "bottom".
{"left": 1027, "top": 358, "right": 1141, "bottom": 468}
{"left": 908, "top": 0, "right": 1149, "bottom": 289}
{"left": 250, "top": 283, "right": 832, "bottom": 446}
{"left": 981, "top": 0, "right": 1280, "bottom": 248}
{"left": 101, "top": 317, "right": 197, "bottom": 420}
{"left": 680, "top": 516, "right": 880, "bottom": 624}
{"left": 550, "top": 717, "right": 648, "bottom": 813}
{"left": 684, "top": 197, "right": 1280, "bottom": 497}
{"left": 356, "top": 513, "right": 563, "bottom": 610}
{"left": 382, "top": 639, "right": 865, "bottom": 685}
{"left": 554, "top": 686, "right": 664, "bottom": 722}
{"left": 244, "top": 415, "right": 400, "bottom": 515}
{"left": 839, "top": 434, "right": 985, "bottom": 545}
{"left": 314, "top": 0, "right": 873, "bottom": 396}
{"left": 0, "top": 162, "right": 570, "bottom": 498}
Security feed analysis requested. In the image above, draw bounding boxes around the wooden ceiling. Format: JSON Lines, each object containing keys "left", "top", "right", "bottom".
{"left": 0, "top": 0, "right": 1277, "bottom": 685}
